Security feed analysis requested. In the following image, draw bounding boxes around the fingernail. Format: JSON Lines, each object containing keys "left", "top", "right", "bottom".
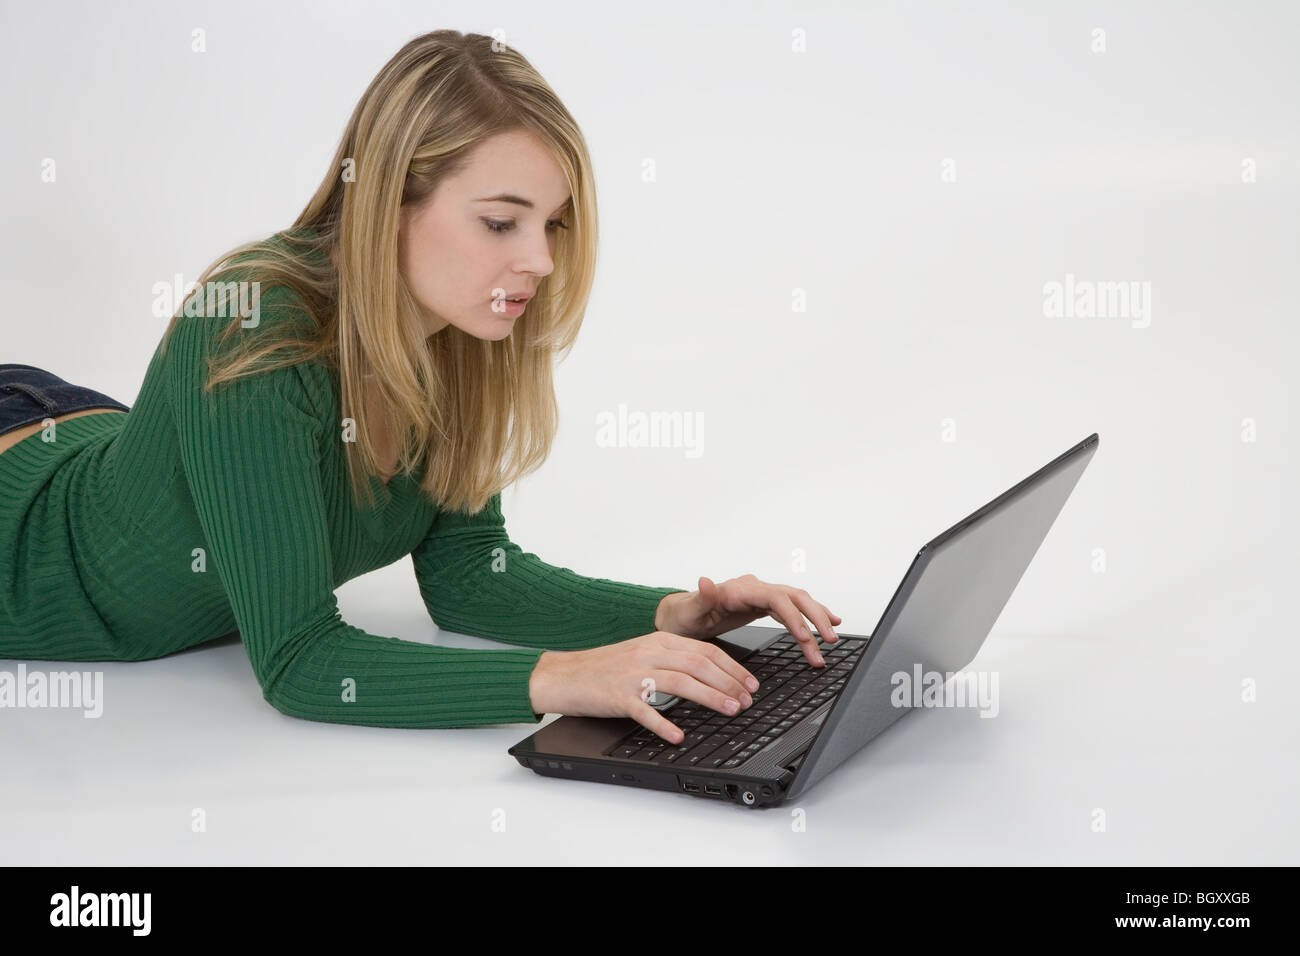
{"left": 725, "top": 699, "right": 739, "bottom": 714}
{"left": 815, "top": 653, "right": 825, "bottom": 666}
{"left": 745, "top": 677, "right": 759, "bottom": 692}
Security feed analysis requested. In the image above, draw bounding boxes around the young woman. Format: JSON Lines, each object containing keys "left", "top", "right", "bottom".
{"left": 0, "top": 29, "right": 841, "bottom": 743}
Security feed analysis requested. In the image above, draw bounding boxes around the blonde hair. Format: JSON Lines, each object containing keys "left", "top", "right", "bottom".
{"left": 159, "top": 29, "right": 599, "bottom": 514}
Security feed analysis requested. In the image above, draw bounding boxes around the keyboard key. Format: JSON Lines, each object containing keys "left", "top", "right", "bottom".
{"left": 735, "top": 731, "right": 761, "bottom": 749}
{"left": 686, "top": 746, "right": 722, "bottom": 766}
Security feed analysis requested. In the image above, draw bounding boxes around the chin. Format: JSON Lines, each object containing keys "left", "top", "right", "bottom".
{"left": 485, "top": 308, "right": 522, "bottom": 338}
{"left": 475, "top": 318, "right": 516, "bottom": 341}
{"left": 433, "top": 311, "right": 517, "bottom": 341}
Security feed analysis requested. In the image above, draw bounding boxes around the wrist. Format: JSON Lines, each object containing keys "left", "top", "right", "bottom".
{"left": 654, "top": 592, "right": 678, "bottom": 632}
{"left": 529, "top": 651, "right": 553, "bottom": 715}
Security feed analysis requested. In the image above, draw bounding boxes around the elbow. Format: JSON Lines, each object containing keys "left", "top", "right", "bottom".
{"left": 248, "top": 619, "right": 334, "bottom": 712}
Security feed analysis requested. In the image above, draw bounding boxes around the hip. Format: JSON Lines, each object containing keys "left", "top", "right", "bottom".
{"left": 0, "top": 364, "right": 130, "bottom": 454}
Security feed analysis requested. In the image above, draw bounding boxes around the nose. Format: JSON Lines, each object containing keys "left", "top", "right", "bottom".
{"left": 514, "top": 226, "right": 556, "bottom": 279}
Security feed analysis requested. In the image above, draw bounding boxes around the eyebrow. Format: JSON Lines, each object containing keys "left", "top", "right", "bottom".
{"left": 474, "top": 193, "right": 572, "bottom": 213}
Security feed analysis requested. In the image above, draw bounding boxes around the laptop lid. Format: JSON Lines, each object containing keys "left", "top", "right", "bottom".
{"left": 783, "top": 433, "right": 1100, "bottom": 801}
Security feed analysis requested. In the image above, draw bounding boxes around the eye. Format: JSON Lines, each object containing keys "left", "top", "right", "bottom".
{"left": 481, "top": 218, "right": 570, "bottom": 234}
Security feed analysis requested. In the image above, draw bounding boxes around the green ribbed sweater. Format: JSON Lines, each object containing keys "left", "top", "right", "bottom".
{"left": 0, "top": 283, "right": 685, "bottom": 729}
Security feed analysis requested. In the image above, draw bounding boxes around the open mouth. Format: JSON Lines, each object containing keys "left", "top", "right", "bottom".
{"left": 496, "top": 295, "right": 530, "bottom": 315}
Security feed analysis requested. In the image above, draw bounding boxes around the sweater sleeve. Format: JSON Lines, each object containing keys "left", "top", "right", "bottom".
{"left": 411, "top": 491, "right": 688, "bottom": 650}
{"left": 166, "top": 310, "right": 549, "bottom": 729}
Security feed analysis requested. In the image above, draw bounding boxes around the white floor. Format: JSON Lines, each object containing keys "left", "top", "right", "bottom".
{"left": 4, "top": 569, "right": 1294, "bottom": 866}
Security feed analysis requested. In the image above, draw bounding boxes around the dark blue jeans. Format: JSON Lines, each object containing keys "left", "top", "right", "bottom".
{"left": 0, "top": 364, "right": 131, "bottom": 437}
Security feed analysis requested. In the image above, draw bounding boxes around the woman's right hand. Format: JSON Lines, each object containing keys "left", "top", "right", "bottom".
{"left": 527, "top": 631, "right": 762, "bottom": 744}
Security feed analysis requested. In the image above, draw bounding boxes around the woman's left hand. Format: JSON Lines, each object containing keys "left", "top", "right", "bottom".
{"left": 654, "top": 574, "right": 842, "bottom": 667}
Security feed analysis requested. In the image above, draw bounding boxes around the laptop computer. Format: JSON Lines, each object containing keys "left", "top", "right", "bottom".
{"left": 508, "top": 432, "right": 1100, "bottom": 807}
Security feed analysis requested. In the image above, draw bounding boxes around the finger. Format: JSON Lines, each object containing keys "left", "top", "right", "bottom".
{"left": 724, "top": 576, "right": 811, "bottom": 635}
{"left": 651, "top": 668, "right": 746, "bottom": 719}
{"left": 771, "top": 592, "right": 825, "bottom": 666}
{"left": 660, "top": 633, "right": 759, "bottom": 693}
{"left": 661, "top": 647, "right": 753, "bottom": 705}
{"left": 702, "top": 641, "right": 762, "bottom": 694}
{"left": 631, "top": 699, "right": 684, "bottom": 743}
{"left": 789, "top": 591, "right": 840, "bottom": 644}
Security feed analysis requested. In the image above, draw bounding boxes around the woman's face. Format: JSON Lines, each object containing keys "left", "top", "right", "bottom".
{"left": 398, "top": 129, "right": 572, "bottom": 340}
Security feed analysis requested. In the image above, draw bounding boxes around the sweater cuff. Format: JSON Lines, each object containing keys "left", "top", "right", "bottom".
{"left": 516, "top": 647, "right": 547, "bottom": 723}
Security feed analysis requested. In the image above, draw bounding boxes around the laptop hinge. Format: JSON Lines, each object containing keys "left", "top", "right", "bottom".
{"left": 776, "top": 746, "right": 810, "bottom": 789}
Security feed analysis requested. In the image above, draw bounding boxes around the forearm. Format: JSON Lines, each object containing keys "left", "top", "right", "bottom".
{"left": 417, "top": 545, "right": 686, "bottom": 650}
{"left": 262, "top": 621, "right": 547, "bottom": 728}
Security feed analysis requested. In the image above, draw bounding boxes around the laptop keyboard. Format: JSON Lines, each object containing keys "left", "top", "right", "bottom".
{"left": 602, "top": 634, "right": 867, "bottom": 770}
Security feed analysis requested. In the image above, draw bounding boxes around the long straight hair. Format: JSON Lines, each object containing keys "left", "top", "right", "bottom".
{"left": 159, "top": 29, "right": 599, "bottom": 514}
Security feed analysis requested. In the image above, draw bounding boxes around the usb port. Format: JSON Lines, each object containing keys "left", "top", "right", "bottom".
{"left": 704, "top": 784, "right": 722, "bottom": 795}
{"left": 683, "top": 781, "right": 701, "bottom": 793}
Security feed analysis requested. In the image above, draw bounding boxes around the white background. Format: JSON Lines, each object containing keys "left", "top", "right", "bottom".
{"left": 1, "top": 0, "right": 1295, "bottom": 864}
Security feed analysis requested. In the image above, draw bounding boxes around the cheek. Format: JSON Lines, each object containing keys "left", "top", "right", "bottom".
{"left": 441, "top": 228, "right": 496, "bottom": 300}
{"left": 410, "top": 220, "right": 482, "bottom": 305}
